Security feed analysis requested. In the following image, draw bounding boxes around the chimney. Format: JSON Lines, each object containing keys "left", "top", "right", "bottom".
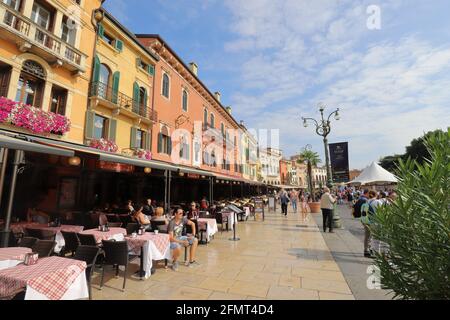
{"left": 189, "top": 62, "right": 198, "bottom": 76}
{"left": 226, "top": 106, "right": 232, "bottom": 114}
{"left": 214, "top": 91, "right": 221, "bottom": 102}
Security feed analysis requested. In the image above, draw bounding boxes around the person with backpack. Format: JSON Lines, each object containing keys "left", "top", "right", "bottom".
{"left": 360, "top": 190, "right": 380, "bottom": 258}
{"left": 320, "top": 187, "right": 337, "bottom": 233}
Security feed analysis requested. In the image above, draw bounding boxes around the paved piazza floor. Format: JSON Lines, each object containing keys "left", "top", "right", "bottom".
{"left": 91, "top": 209, "right": 355, "bottom": 300}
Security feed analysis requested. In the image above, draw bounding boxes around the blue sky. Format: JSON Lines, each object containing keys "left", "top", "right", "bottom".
{"left": 105, "top": 0, "right": 450, "bottom": 169}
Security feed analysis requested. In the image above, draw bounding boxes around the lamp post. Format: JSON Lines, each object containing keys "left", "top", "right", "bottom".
{"left": 302, "top": 103, "right": 342, "bottom": 228}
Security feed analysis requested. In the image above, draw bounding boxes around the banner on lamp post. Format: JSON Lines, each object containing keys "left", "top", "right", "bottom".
{"left": 329, "top": 142, "right": 350, "bottom": 183}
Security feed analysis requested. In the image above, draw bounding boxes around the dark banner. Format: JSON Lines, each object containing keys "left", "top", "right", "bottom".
{"left": 329, "top": 142, "right": 350, "bottom": 183}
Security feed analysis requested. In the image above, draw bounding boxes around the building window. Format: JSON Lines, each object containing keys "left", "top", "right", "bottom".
{"left": 139, "top": 87, "right": 147, "bottom": 108}
{"left": 98, "top": 64, "right": 111, "bottom": 99}
{"left": 15, "top": 60, "right": 46, "bottom": 108}
{"left": 0, "top": 64, "right": 12, "bottom": 98}
{"left": 50, "top": 85, "right": 67, "bottom": 115}
{"left": 162, "top": 73, "right": 170, "bottom": 98}
{"left": 3, "top": 0, "right": 21, "bottom": 11}
{"left": 61, "top": 16, "right": 76, "bottom": 46}
{"left": 93, "top": 114, "right": 108, "bottom": 139}
{"left": 210, "top": 113, "right": 215, "bottom": 128}
{"left": 31, "top": 1, "right": 52, "bottom": 30}
{"left": 203, "top": 108, "right": 208, "bottom": 129}
{"left": 221, "top": 123, "right": 225, "bottom": 137}
{"left": 182, "top": 89, "right": 188, "bottom": 112}
{"left": 158, "top": 126, "right": 171, "bottom": 155}
{"left": 136, "top": 129, "right": 144, "bottom": 149}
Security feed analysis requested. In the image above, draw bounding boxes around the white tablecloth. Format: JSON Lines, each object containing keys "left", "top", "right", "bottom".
{"left": 140, "top": 240, "right": 171, "bottom": 279}
{"left": 0, "top": 259, "right": 23, "bottom": 271}
{"left": 24, "top": 271, "right": 89, "bottom": 300}
{"left": 223, "top": 212, "right": 238, "bottom": 230}
{"left": 198, "top": 218, "right": 218, "bottom": 241}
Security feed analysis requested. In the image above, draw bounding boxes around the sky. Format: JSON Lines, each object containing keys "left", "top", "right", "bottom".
{"left": 104, "top": 0, "right": 450, "bottom": 170}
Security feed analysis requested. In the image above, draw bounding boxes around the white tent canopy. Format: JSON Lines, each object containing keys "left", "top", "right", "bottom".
{"left": 349, "top": 162, "right": 398, "bottom": 186}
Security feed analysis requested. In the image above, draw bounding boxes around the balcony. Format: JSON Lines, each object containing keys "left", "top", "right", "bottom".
{"left": 0, "top": 3, "right": 86, "bottom": 73}
{"left": 89, "top": 81, "right": 158, "bottom": 125}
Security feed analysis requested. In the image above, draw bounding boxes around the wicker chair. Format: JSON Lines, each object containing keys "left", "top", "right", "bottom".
{"left": 61, "top": 231, "right": 80, "bottom": 257}
{"left": 32, "top": 240, "right": 56, "bottom": 258}
{"left": 18, "top": 237, "right": 38, "bottom": 249}
{"left": 73, "top": 245, "right": 101, "bottom": 300}
{"left": 100, "top": 240, "right": 131, "bottom": 292}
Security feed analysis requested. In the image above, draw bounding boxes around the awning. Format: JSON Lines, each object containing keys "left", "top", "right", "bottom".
{"left": 0, "top": 133, "right": 74, "bottom": 157}
{"left": 213, "top": 173, "right": 245, "bottom": 183}
{"left": 99, "top": 153, "right": 177, "bottom": 171}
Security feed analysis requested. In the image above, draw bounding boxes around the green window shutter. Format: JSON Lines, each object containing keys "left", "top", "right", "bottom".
{"left": 108, "top": 119, "right": 117, "bottom": 142}
{"left": 85, "top": 110, "right": 95, "bottom": 139}
{"left": 144, "top": 131, "right": 151, "bottom": 150}
{"left": 130, "top": 127, "right": 137, "bottom": 148}
{"left": 93, "top": 55, "right": 101, "bottom": 83}
{"left": 147, "top": 65, "right": 155, "bottom": 76}
{"left": 97, "top": 23, "right": 104, "bottom": 38}
{"left": 112, "top": 71, "right": 120, "bottom": 104}
{"left": 168, "top": 137, "right": 172, "bottom": 155}
{"left": 133, "top": 82, "right": 140, "bottom": 113}
{"left": 115, "top": 39, "right": 123, "bottom": 52}
{"left": 157, "top": 133, "right": 162, "bottom": 153}
{"left": 143, "top": 88, "right": 148, "bottom": 117}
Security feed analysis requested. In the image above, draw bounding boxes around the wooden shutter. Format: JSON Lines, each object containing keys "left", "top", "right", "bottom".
{"left": 108, "top": 119, "right": 117, "bottom": 142}
{"left": 93, "top": 55, "right": 101, "bottom": 84}
{"left": 132, "top": 82, "right": 140, "bottom": 113}
{"left": 144, "top": 131, "right": 151, "bottom": 150}
{"left": 0, "top": 66, "right": 11, "bottom": 98}
{"left": 147, "top": 65, "right": 155, "bottom": 76}
{"left": 59, "top": 89, "right": 67, "bottom": 115}
{"left": 142, "top": 88, "right": 148, "bottom": 117}
{"left": 112, "top": 71, "right": 120, "bottom": 104}
{"left": 85, "top": 110, "right": 95, "bottom": 139}
{"left": 157, "top": 133, "right": 162, "bottom": 153}
{"left": 130, "top": 127, "right": 137, "bottom": 148}
{"left": 167, "top": 136, "right": 172, "bottom": 155}
{"left": 115, "top": 39, "right": 123, "bottom": 52}
{"left": 97, "top": 23, "right": 104, "bottom": 38}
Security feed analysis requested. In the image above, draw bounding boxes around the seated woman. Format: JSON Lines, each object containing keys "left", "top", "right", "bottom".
{"left": 151, "top": 207, "right": 169, "bottom": 233}
{"left": 27, "top": 208, "right": 50, "bottom": 224}
{"left": 132, "top": 206, "right": 151, "bottom": 230}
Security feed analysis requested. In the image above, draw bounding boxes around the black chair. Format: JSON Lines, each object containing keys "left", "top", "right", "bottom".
{"left": 73, "top": 245, "right": 101, "bottom": 300}
{"left": 32, "top": 240, "right": 56, "bottom": 258}
{"left": 61, "top": 231, "right": 80, "bottom": 257}
{"left": 125, "top": 223, "right": 139, "bottom": 235}
{"left": 78, "top": 233, "right": 99, "bottom": 246}
{"left": 18, "top": 237, "right": 38, "bottom": 249}
{"left": 150, "top": 220, "right": 168, "bottom": 233}
{"left": 215, "top": 211, "right": 229, "bottom": 232}
{"left": 100, "top": 240, "right": 131, "bottom": 292}
{"left": 107, "top": 222, "right": 123, "bottom": 228}
{"left": 0, "top": 231, "right": 18, "bottom": 247}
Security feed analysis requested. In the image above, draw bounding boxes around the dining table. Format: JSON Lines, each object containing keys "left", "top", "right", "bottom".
{"left": 78, "top": 227, "right": 126, "bottom": 244}
{"left": 0, "top": 256, "right": 88, "bottom": 300}
{"left": 197, "top": 218, "right": 218, "bottom": 243}
{"left": 0, "top": 247, "right": 32, "bottom": 271}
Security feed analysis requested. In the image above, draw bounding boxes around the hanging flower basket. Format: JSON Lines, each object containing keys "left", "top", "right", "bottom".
{"left": 134, "top": 149, "right": 152, "bottom": 160}
{"left": 0, "top": 97, "right": 70, "bottom": 135}
{"left": 89, "top": 138, "right": 118, "bottom": 153}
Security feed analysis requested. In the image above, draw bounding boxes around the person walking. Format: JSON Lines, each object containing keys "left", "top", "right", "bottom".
{"left": 361, "top": 190, "right": 379, "bottom": 258}
{"left": 300, "top": 191, "right": 309, "bottom": 222}
{"left": 290, "top": 189, "right": 299, "bottom": 214}
{"left": 280, "top": 189, "right": 290, "bottom": 216}
{"left": 320, "top": 187, "right": 336, "bottom": 233}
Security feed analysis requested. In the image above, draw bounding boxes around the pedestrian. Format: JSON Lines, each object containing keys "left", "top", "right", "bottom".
{"left": 361, "top": 190, "right": 379, "bottom": 258}
{"left": 289, "top": 189, "right": 299, "bottom": 214}
{"left": 320, "top": 187, "right": 336, "bottom": 233}
{"left": 300, "top": 191, "right": 309, "bottom": 222}
{"left": 279, "top": 189, "right": 290, "bottom": 216}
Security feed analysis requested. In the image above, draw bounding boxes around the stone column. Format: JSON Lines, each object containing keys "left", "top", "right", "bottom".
{"left": 22, "top": 0, "right": 34, "bottom": 18}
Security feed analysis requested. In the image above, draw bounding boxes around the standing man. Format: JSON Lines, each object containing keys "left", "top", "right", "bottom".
{"left": 280, "top": 189, "right": 290, "bottom": 216}
{"left": 320, "top": 187, "right": 336, "bottom": 233}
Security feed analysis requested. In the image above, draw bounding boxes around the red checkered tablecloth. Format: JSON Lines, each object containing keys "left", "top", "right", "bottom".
{"left": 0, "top": 256, "right": 86, "bottom": 300}
{"left": 25, "top": 225, "right": 84, "bottom": 233}
{"left": 0, "top": 248, "right": 32, "bottom": 262}
{"left": 10, "top": 222, "right": 46, "bottom": 234}
{"left": 79, "top": 228, "right": 126, "bottom": 244}
{"left": 126, "top": 233, "right": 170, "bottom": 256}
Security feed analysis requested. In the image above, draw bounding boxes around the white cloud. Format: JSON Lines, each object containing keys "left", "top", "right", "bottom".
{"left": 223, "top": 0, "right": 450, "bottom": 169}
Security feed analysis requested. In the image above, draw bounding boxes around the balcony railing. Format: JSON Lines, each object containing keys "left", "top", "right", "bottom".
{"left": 89, "top": 81, "right": 158, "bottom": 122}
{"left": 0, "top": 3, "right": 85, "bottom": 71}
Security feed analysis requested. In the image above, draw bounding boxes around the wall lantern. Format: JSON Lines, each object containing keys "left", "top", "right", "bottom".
{"left": 68, "top": 156, "right": 81, "bottom": 166}
{"left": 144, "top": 167, "right": 152, "bottom": 174}
{"left": 178, "top": 169, "right": 185, "bottom": 177}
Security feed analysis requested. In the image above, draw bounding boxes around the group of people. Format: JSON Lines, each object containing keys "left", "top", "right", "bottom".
{"left": 278, "top": 189, "right": 311, "bottom": 221}
{"left": 124, "top": 198, "right": 203, "bottom": 271}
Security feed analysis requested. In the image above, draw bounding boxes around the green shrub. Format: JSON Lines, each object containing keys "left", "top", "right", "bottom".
{"left": 372, "top": 128, "right": 450, "bottom": 300}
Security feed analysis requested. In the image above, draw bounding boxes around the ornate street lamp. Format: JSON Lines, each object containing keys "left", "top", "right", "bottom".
{"left": 301, "top": 103, "right": 342, "bottom": 228}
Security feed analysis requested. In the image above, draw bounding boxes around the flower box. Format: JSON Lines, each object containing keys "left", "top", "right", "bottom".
{"left": 0, "top": 97, "right": 70, "bottom": 135}
{"left": 88, "top": 138, "right": 118, "bottom": 153}
{"left": 134, "top": 149, "right": 152, "bottom": 160}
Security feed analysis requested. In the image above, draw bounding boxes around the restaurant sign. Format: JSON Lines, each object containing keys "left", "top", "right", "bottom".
{"left": 187, "top": 173, "right": 200, "bottom": 179}
{"left": 97, "top": 161, "right": 134, "bottom": 173}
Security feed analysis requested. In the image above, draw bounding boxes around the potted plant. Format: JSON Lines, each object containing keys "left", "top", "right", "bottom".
{"left": 297, "top": 148, "right": 322, "bottom": 213}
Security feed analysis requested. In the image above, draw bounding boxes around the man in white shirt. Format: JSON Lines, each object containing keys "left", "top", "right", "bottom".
{"left": 320, "top": 187, "right": 337, "bottom": 233}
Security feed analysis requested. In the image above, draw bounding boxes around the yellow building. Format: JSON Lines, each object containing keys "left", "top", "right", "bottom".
{"left": 85, "top": 9, "right": 159, "bottom": 155}
{"left": 0, "top": 0, "right": 102, "bottom": 143}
